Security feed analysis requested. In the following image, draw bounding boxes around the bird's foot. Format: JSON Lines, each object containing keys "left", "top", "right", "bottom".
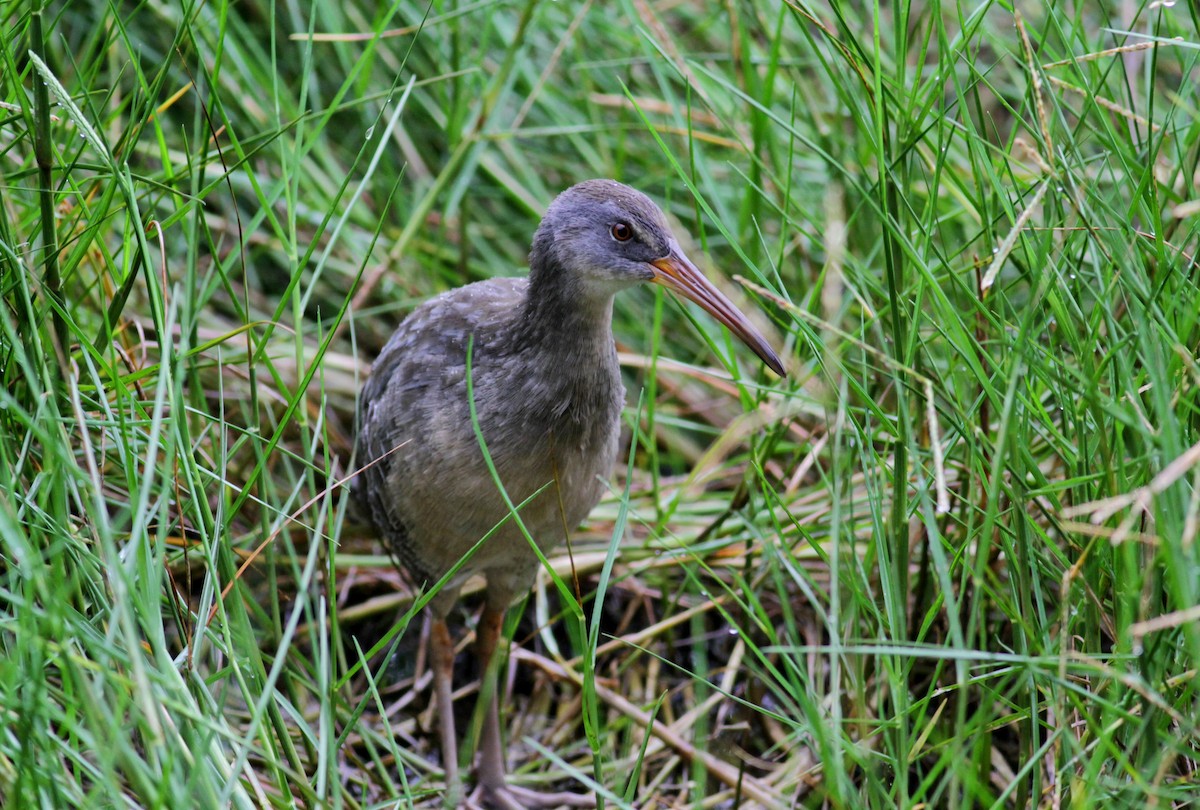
{"left": 465, "top": 782, "right": 596, "bottom": 810}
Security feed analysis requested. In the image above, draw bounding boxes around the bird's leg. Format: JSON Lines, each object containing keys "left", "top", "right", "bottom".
{"left": 430, "top": 616, "right": 463, "bottom": 808}
{"left": 469, "top": 604, "right": 595, "bottom": 809}
{"left": 474, "top": 603, "right": 508, "bottom": 791}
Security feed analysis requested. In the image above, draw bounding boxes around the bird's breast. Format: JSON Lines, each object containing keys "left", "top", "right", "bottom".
{"left": 480, "top": 361, "right": 625, "bottom": 526}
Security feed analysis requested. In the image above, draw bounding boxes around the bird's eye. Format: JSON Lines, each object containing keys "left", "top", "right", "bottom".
{"left": 610, "top": 222, "right": 633, "bottom": 242}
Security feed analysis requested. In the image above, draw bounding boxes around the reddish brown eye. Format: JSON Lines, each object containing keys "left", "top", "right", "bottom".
{"left": 610, "top": 222, "right": 633, "bottom": 242}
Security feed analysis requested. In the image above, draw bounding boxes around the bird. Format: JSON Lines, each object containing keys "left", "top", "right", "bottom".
{"left": 354, "top": 179, "right": 784, "bottom": 809}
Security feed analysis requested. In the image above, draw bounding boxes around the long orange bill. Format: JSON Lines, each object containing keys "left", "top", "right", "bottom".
{"left": 650, "top": 242, "right": 785, "bottom": 377}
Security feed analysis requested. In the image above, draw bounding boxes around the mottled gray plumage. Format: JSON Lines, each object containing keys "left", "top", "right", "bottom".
{"left": 354, "top": 179, "right": 782, "bottom": 809}
{"left": 355, "top": 273, "right": 624, "bottom": 612}
{"left": 355, "top": 180, "right": 665, "bottom": 612}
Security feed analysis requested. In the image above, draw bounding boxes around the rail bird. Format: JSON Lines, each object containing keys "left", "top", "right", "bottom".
{"left": 355, "top": 179, "right": 783, "bottom": 808}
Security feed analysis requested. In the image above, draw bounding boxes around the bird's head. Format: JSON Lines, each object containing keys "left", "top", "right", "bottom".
{"left": 530, "top": 179, "right": 785, "bottom": 376}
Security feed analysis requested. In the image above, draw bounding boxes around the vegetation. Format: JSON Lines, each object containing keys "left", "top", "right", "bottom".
{"left": 2, "top": 0, "right": 1199, "bottom": 807}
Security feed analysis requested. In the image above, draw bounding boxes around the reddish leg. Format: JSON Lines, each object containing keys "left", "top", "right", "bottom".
{"left": 469, "top": 605, "right": 595, "bottom": 809}
{"left": 430, "top": 616, "right": 463, "bottom": 807}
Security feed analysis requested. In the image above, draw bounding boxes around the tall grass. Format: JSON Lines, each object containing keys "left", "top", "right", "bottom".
{"left": 2, "top": 1, "right": 1198, "bottom": 807}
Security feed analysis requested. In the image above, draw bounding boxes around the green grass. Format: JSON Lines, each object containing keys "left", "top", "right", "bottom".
{"left": 3, "top": 0, "right": 1200, "bottom": 807}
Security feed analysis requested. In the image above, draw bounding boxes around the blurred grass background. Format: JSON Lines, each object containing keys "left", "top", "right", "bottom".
{"left": 3, "top": 0, "right": 1200, "bottom": 807}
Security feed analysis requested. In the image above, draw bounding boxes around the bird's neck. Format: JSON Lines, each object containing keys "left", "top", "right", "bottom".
{"left": 516, "top": 277, "right": 619, "bottom": 363}
{"left": 509, "top": 280, "right": 624, "bottom": 442}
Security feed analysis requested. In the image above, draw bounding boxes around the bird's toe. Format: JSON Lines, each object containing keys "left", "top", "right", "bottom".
{"left": 469, "top": 782, "right": 596, "bottom": 810}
